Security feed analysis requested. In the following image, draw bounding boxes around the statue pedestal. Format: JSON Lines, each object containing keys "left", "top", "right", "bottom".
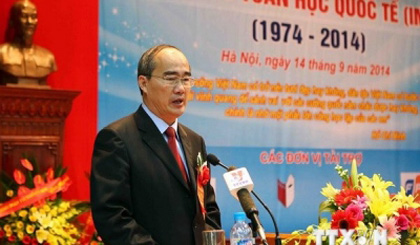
{"left": 0, "top": 86, "right": 79, "bottom": 184}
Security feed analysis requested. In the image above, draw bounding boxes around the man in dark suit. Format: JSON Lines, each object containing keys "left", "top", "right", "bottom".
{"left": 90, "top": 44, "right": 221, "bottom": 244}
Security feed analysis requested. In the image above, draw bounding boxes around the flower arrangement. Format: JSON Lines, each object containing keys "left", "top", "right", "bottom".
{"left": 0, "top": 158, "right": 101, "bottom": 245}
{"left": 288, "top": 161, "right": 420, "bottom": 245}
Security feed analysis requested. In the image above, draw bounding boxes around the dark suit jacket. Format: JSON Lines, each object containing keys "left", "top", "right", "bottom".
{"left": 90, "top": 106, "right": 221, "bottom": 245}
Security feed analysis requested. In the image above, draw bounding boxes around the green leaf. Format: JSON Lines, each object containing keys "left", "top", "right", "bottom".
{"left": 74, "top": 201, "right": 91, "bottom": 211}
{"left": 26, "top": 170, "right": 35, "bottom": 189}
{"left": 399, "top": 230, "right": 408, "bottom": 245}
{"left": 318, "top": 200, "right": 336, "bottom": 221}
{"left": 0, "top": 171, "right": 14, "bottom": 189}
{"left": 0, "top": 172, "right": 18, "bottom": 202}
{"left": 27, "top": 155, "right": 40, "bottom": 175}
{"left": 55, "top": 165, "right": 68, "bottom": 177}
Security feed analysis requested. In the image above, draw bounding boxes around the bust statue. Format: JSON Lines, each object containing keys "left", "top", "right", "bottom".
{"left": 0, "top": 0, "right": 57, "bottom": 87}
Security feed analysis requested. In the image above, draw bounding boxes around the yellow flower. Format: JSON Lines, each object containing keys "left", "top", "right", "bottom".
{"left": 69, "top": 227, "right": 78, "bottom": 235}
{"left": 369, "top": 194, "right": 398, "bottom": 219}
{"left": 70, "top": 207, "right": 79, "bottom": 215}
{"left": 18, "top": 210, "right": 28, "bottom": 218}
{"left": 47, "top": 233, "right": 59, "bottom": 245}
{"left": 372, "top": 174, "right": 393, "bottom": 188}
{"left": 3, "top": 224, "right": 11, "bottom": 232}
{"left": 36, "top": 228, "right": 49, "bottom": 243}
{"left": 56, "top": 216, "right": 65, "bottom": 225}
{"left": 360, "top": 174, "right": 393, "bottom": 192}
{"left": 26, "top": 224, "right": 35, "bottom": 234}
{"left": 356, "top": 221, "right": 368, "bottom": 234}
{"left": 305, "top": 234, "right": 316, "bottom": 245}
{"left": 54, "top": 227, "right": 66, "bottom": 237}
{"left": 355, "top": 221, "right": 376, "bottom": 239}
{"left": 393, "top": 187, "right": 420, "bottom": 209}
{"left": 64, "top": 211, "right": 70, "bottom": 217}
{"left": 37, "top": 214, "right": 52, "bottom": 228}
{"left": 387, "top": 239, "right": 400, "bottom": 245}
{"left": 60, "top": 201, "right": 70, "bottom": 209}
{"left": 16, "top": 221, "right": 24, "bottom": 229}
{"left": 58, "top": 201, "right": 70, "bottom": 213}
{"left": 17, "top": 231, "right": 24, "bottom": 240}
{"left": 57, "top": 237, "right": 66, "bottom": 245}
{"left": 42, "top": 204, "right": 51, "bottom": 213}
{"left": 408, "top": 239, "right": 417, "bottom": 245}
{"left": 318, "top": 218, "right": 331, "bottom": 230}
{"left": 320, "top": 183, "right": 339, "bottom": 199}
{"left": 360, "top": 174, "right": 393, "bottom": 204}
{"left": 29, "top": 214, "right": 37, "bottom": 222}
{"left": 30, "top": 207, "right": 37, "bottom": 213}
{"left": 50, "top": 208, "right": 58, "bottom": 217}
{"left": 6, "top": 189, "right": 14, "bottom": 197}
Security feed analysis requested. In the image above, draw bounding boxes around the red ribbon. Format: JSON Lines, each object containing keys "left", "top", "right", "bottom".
{"left": 0, "top": 175, "right": 71, "bottom": 218}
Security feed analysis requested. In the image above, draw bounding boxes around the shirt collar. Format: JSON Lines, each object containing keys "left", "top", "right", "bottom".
{"left": 142, "top": 104, "right": 179, "bottom": 137}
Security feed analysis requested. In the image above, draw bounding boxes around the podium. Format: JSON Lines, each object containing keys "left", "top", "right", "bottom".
{"left": 0, "top": 86, "right": 79, "bottom": 191}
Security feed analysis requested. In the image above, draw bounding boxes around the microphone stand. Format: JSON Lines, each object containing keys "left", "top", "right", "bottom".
{"left": 210, "top": 159, "right": 282, "bottom": 245}
{"left": 250, "top": 190, "right": 282, "bottom": 245}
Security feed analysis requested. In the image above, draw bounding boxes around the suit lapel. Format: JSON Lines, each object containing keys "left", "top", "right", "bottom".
{"left": 134, "top": 107, "right": 190, "bottom": 191}
{"left": 178, "top": 124, "right": 197, "bottom": 194}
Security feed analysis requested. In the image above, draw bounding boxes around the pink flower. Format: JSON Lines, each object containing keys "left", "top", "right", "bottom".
{"left": 345, "top": 203, "right": 364, "bottom": 221}
{"left": 378, "top": 217, "right": 400, "bottom": 239}
{"left": 396, "top": 215, "right": 409, "bottom": 231}
{"left": 352, "top": 195, "right": 368, "bottom": 210}
{"left": 398, "top": 207, "right": 420, "bottom": 229}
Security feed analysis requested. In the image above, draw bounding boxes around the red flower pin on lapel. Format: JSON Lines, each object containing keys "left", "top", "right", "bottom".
{"left": 196, "top": 152, "right": 210, "bottom": 217}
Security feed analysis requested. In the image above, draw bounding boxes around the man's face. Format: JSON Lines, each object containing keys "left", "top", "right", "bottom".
{"left": 15, "top": 5, "right": 38, "bottom": 38}
{"left": 139, "top": 48, "right": 191, "bottom": 125}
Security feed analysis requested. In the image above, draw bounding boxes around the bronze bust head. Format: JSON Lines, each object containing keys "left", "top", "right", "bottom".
{"left": 0, "top": 0, "right": 57, "bottom": 87}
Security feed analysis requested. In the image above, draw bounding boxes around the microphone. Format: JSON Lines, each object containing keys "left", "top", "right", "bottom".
{"left": 222, "top": 167, "right": 267, "bottom": 245}
{"left": 207, "top": 154, "right": 282, "bottom": 245}
{"left": 207, "top": 153, "right": 229, "bottom": 170}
